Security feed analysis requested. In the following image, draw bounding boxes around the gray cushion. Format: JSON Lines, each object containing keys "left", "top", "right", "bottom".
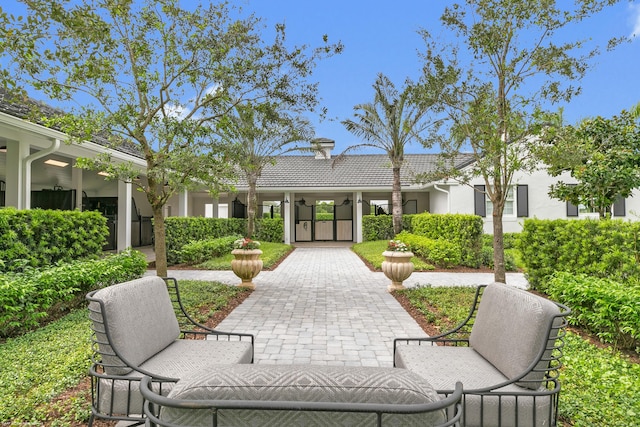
{"left": 89, "top": 277, "right": 181, "bottom": 375}
{"left": 469, "top": 282, "right": 560, "bottom": 388}
{"left": 161, "top": 365, "right": 447, "bottom": 426}
{"left": 395, "top": 345, "right": 553, "bottom": 427}
{"left": 97, "top": 339, "right": 253, "bottom": 415}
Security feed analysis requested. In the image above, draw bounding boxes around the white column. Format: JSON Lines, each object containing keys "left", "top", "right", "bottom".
{"left": 356, "top": 191, "right": 363, "bottom": 243}
{"left": 5, "top": 140, "right": 29, "bottom": 209}
{"left": 178, "top": 191, "right": 188, "bottom": 217}
{"left": 72, "top": 167, "right": 83, "bottom": 210}
{"left": 117, "top": 180, "right": 132, "bottom": 251}
{"left": 284, "top": 192, "right": 292, "bottom": 244}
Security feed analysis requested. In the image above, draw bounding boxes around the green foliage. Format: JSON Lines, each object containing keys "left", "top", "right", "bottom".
{"left": 0, "top": 249, "right": 147, "bottom": 338}
{"left": 411, "top": 213, "right": 484, "bottom": 267}
{"left": 351, "top": 240, "right": 434, "bottom": 271}
{"left": 537, "top": 107, "right": 640, "bottom": 217}
{"left": 396, "top": 286, "right": 475, "bottom": 332}
{"left": 315, "top": 212, "right": 333, "bottom": 221}
{"left": 179, "top": 235, "right": 240, "bottom": 265}
{"left": 197, "top": 242, "right": 293, "bottom": 270}
{"left": 362, "top": 214, "right": 414, "bottom": 241}
{"left": 396, "top": 231, "right": 461, "bottom": 268}
{"left": 548, "top": 272, "right": 640, "bottom": 351}
{"left": 519, "top": 219, "right": 640, "bottom": 289}
{"left": 0, "top": 208, "right": 108, "bottom": 272}
{"left": 254, "top": 218, "right": 284, "bottom": 243}
{"left": 165, "top": 217, "right": 284, "bottom": 264}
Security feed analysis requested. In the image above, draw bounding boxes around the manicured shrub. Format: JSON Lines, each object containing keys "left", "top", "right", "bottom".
{"left": 396, "top": 231, "right": 461, "bottom": 268}
{"left": 362, "top": 215, "right": 414, "bottom": 241}
{"left": 411, "top": 213, "right": 483, "bottom": 267}
{"left": 547, "top": 272, "right": 640, "bottom": 350}
{"left": 165, "top": 217, "right": 283, "bottom": 264}
{"left": 0, "top": 208, "right": 108, "bottom": 272}
{"left": 519, "top": 219, "right": 640, "bottom": 289}
{"left": 179, "top": 235, "right": 240, "bottom": 264}
{"left": 0, "top": 248, "right": 147, "bottom": 337}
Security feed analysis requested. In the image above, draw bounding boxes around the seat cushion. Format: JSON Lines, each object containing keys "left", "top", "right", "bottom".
{"left": 469, "top": 282, "right": 561, "bottom": 388}
{"left": 394, "top": 345, "right": 554, "bottom": 427}
{"left": 89, "top": 276, "right": 180, "bottom": 375}
{"left": 97, "top": 339, "right": 254, "bottom": 415}
{"left": 161, "top": 365, "right": 447, "bottom": 426}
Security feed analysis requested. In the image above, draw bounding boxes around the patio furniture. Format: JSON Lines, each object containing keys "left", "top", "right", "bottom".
{"left": 140, "top": 365, "right": 463, "bottom": 426}
{"left": 86, "top": 276, "right": 254, "bottom": 426}
{"left": 394, "top": 282, "right": 570, "bottom": 427}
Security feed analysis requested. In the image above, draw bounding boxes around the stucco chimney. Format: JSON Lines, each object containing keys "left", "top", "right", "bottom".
{"left": 313, "top": 138, "right": 335, "bottom": 159}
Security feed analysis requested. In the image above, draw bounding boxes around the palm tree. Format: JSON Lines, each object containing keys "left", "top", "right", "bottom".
{"left": 220, "top": 103, "right": 312, "bottom": 237}
{"left": 341, "top": 73, "right": 437, "bottom": 234}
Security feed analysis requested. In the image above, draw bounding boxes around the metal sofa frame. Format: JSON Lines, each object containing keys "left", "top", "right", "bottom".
{"left": 140, "top": 375, "right": 464, "bottom": 427}
{"left": 86, "top": 277, "right": 255, "bottom": 426}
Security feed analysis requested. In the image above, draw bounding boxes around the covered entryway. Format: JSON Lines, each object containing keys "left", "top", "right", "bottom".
{"left": 294, "top": 197, "right": 353, "bottom": 242}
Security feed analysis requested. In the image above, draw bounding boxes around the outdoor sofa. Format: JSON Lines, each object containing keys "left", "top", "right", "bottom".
{"left": 86, "top": 276, "right": 255, "bottom": 426}
{"left": 394, "top": 282, "right": 571, "bottom": 427}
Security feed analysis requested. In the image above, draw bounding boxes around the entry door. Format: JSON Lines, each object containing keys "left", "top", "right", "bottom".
{"left": 295, "top": 204, "right": 313, "bottom": 241}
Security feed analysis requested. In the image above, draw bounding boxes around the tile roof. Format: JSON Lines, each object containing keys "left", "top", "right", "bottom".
{"left": 243, "top": 153, "right": 473, "bottom": 189}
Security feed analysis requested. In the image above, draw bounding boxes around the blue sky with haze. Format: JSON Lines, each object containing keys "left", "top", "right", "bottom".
{"left": 3, "top": 1, "right": 639, "bottom": 154}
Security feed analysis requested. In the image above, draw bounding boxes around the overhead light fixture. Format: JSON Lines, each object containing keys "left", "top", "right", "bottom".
{"left": 44, "top": 159, "right": 69, "bottom": 167}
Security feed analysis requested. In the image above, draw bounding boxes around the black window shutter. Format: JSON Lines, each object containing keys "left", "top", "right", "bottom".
{"left": 566, "top": 201, "right": 579, "bottom": 217}
{"left": 613, "top": 196, "right": 626, "bottom": 217}
{"left": 474, "top": 185, "right": 486, "bottom": 217}
{"left": 517, "top": 185, "right": 528, "bottom": 217}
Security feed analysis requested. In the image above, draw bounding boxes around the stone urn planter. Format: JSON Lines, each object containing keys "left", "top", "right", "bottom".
{"left": 231, "top": 249, "right": 263, "bottom": 290}
{"left": 381, "top": 250, "right": 414, "bottom": 292}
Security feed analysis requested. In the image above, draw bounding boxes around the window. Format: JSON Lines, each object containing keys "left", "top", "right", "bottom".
{"left": 474, "top": 185, "right": 528, "bottom": 218}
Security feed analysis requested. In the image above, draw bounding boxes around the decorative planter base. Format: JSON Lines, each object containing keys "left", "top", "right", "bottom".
{"left": 381, "top": 251, "right": 414, "bottom": 292}
{"left": 231, "top": 249, "right": 263, "bottom": 290}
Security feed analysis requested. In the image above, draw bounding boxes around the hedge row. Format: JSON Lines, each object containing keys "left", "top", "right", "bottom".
{"left": 395, "top": 231, "right": 461, "bottom": 268}
{"left": 0, "top": 249, "right": 147, "bottom": 337}
{"left": 362, "top": 215, "right": 414, "bottom": 241}
{"left": 0, "top": 208, "right": 108, "bottom": 272}
{"left": 411, "top": 213, "right": 484, "bottom": 268}
{"left": 548, "top": 272, "right": 640, "bottom": 350}
{"left": 165, "top": 217, "right": 283, "bottom": 265}
{"left": 519, "top": 219, "right": 640, "bottom": 289}
{"left": 179, "top": 235, "right": 240, "bottom": 264}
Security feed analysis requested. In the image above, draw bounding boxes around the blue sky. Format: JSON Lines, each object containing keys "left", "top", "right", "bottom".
{"left": 241, "top": 0, "right": 640, "bottom": 154}
{"left": 3, "top": 1, "right": 639, "bottom": 155}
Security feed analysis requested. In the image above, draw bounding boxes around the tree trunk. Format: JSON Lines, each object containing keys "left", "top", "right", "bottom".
{"left": 153, "top": 207, "right": 168, "bottom": 277}
{"left": 392, "top": 166, "right": 403, "bottom": 235}
{"left": 247, "top": 174, "right": 258, "bottom": 238}
{"left": 492, "top": 204, "right": 506, "bottom": 283}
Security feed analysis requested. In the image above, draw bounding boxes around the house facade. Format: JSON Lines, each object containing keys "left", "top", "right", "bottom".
{"left": 2, "top": 91, "right": 637, "bottom": 250}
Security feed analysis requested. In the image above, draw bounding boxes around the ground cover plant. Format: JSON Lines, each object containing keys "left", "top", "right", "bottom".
{"left": 351, "top": 240, "right": 435, "bottom": 271}
{"left": 0, "top": 280, "right": 249, "bottom": 426}
{"left": 394, "top": 286, "right": 640, "bottom": 427}
{"left": 197, "top": 241, "right": 293, "bottom": 270}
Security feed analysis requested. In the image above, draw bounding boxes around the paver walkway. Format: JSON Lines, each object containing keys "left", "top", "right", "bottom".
{"left": 151, "top": 247, "right": 527, "bottom": 367}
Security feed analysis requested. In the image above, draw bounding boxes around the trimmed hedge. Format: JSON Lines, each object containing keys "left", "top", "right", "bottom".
{"left": 362, "top": 215, "right": 414, "bottom": 241}
{"left": 411, "top": 213, "right": 484, "bottom": 268}
{"left": 0, "top": 208, "right": 108, "bottom": 272}
{"left": 165, "top": 217, "right": 283, "bottom": 265}
{"left": 547, "top": 272, "right": 640, "bottom": 350}
{"left": 519, "top": 219, "right": 640, "bottom": 289}
{"left": 0, "top": 248, "right": 147, "bottom": 337}
{"left": 179, "top": 235, "right": 240, "bottom": 264}
{"left": 396, "top": 231, "right": 461, "bottom": 268}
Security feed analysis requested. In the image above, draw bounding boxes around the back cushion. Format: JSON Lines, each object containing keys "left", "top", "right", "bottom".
{"left": 469, "top": 283, "right": 560, "bottom": 389}
{"left": 89, "top": 277, "right": 180, "bottom": 375}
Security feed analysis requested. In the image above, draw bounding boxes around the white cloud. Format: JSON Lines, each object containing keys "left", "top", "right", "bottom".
{"left": 630, "top": 3, "right": 640, "bottom": 39}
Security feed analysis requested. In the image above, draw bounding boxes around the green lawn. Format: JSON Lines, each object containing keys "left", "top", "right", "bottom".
{"left": 197, "top": 241, "right": 293, "bottom": 270}
{"left": 351, "top": 240, "right": 435, "bottom": 270}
